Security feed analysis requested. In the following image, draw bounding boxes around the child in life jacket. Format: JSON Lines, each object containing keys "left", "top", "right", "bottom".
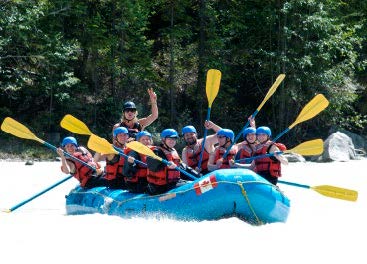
{"left": 57, "top": 136, "right": 109, "bottom": 189}
{"left": 123, "top": 131, "right": 152, "bottom": 193}
{"left": 146, "top": 128, "right": 182, "bottom": 195}
{"left": 181, "top": 120, "right": 222, "bottom": 175}
{"left": 94, "top": 127, "right": 130, "bottom": 189}
{"left": 253, "top": 126, "right": 288, "bottom": 185}
{"left": 207, "top": 128, "right": 238, "bottom": 171}
{"left": 230, "top": 127, "right": 258, "bottom": 169}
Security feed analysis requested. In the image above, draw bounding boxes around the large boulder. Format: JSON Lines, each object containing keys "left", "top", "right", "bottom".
{"left": 322, "top": 132, "right": 356, "bottom": 161}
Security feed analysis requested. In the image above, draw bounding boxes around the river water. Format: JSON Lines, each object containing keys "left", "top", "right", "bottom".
{"left": 0, "top": 159, "right": 366, "bottom": 264}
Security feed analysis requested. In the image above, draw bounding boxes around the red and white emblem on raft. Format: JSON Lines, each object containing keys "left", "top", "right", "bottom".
{"left": 194, "top": 175, "right": 218, "bottom": 195}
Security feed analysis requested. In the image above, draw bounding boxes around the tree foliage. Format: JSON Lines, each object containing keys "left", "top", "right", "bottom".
{"left": 1, "top": 0, "right": 366, "bottom": 148}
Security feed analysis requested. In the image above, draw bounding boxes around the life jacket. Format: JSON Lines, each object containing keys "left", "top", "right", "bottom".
{"left": 213, "top": 146, "right": 236, "bottom": 169}
{"left": 254, "top": 141, "right": 283, "bottom": 178}
{"left": 236, "top": 141, "right": 256, "bottom": 163}
{"left": 147, "top": 146, "right": 181, "bottom": 186}
{"left": 65, "top": 146, "right": 101, "bottom": 187}
{"left": 125, "top": 152, "right": 148, "bottom": 183}
{"left": 183, "top": 143, "right": 209, "bottom": 171}
{"left": 105, "top": 154, "right": 124, "bottom": 181}
{"left": 119, "top": 122, "right": 142, "bottom": 139}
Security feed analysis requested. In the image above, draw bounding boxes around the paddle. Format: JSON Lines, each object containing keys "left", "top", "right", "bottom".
{"left": 223, "top": 74, "right": 285, "bottom": 158}
{"left": 235, "top": 139, "right": 323, "bottom": 163}
{"left": 126, "top": 140, "right": 198, "bottom": 181}
{"left": 197, "top": 69, "right": 221, "bottom": 170}
{"left": 1, "top": 117, "right": 96, "bottom": 171}
{"left": 61, "top": 114, "right": 146, "bottom": 166}
{"left": 278, "top": 180, "right": 358, "bottom": 202}
{"left": 272, "top": 94, "right": 329, "bottom": 142}
{"left": 2, "top": 175, "right": 73, "bottom": 213}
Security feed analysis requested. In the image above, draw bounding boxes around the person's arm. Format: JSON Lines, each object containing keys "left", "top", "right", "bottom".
{"left": 202, "top": 120, "right": 221, "bottom": 152}
{"left": 270, "top": 145, "right": 288, "bottom": 165}
{"left": 181, "top": 147, "right": 189, "bottom": 164}
{"left": 207, "top": 152, "right": 217, "bottom": 172}
{"left": 139, "top": 88, "right": 158, "bottom": 129}
{"left": 56, "top": 148, "right": 75, "bottom": 174}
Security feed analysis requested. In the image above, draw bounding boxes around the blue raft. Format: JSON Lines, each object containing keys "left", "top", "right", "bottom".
{"left": 65, "top": 168, "right": 290, "bottom": 225}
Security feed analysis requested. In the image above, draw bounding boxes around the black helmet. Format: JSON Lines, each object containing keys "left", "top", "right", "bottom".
{"left": 123, "top": 101, "right": 137, "bottom": 111}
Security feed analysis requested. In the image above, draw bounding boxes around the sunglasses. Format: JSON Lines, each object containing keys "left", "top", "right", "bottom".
{"left": 124, "top": 109, "right": 136, "bottom": 113}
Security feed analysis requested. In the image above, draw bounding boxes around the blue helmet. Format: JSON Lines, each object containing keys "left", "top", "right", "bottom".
{"left": 61, "top": 136, "right": 78, "bottom": 147}
{"left": 136, "top": 131, "right": 152, "bottom": 141}
{"left": 243, "top": 127, "right": 256, "bottom": 138}
{"left": 113, "top": 127, "right": 129, "bottom": 137}
{"left": 256, "top": 126, "right": 272, "bottom": 137}
{"left": 123, "top": 101, "right": 137, "bottom": 111}
{"left": 182, "top": 125, "right": 197, "bottom": 135}
{"left": 217, "top": 129, "right": 234, "bottom": 143}
{"left": 161, "top": 129, "right": 179, "bottom": 139}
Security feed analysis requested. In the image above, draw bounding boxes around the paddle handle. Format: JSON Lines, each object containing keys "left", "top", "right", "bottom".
{"left": 197, "top": 108, "right": 212, "bottom": 169}
{"left": 161, "top": 160, "right": 197, "bottom": 181}
{"left": 113, "top": 146, "right": 147, "bottom": 167}
{"left": 3, "top": 175, "right": 73, "bottom": 212}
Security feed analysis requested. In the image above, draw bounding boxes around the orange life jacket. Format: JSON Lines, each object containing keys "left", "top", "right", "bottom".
{"left": 147, "top": 146, "right": 181, "bottom": 186}
{"left": 104, "top": 147, "right": 131, "bottom": 180}
{"left": 125, "top": 152, "right": 148, "bottom": 183}
{"left": 213, "top": 146, "right": 236, "bottom": 169}
{"left": 183, "top": 143, "right": 209, "bottom": 171}
{"left": 254, "top": 141, "right": 282, "bottom": 177}
{"left": 65, "top": 147, "right": 101, "bottom": 187}
{"left": 236, "top": 142, "right": 256, "bottom": 163}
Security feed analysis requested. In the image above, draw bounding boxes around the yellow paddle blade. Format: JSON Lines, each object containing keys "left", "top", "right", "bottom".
{"left": 285, "top": 139, "right": 324, "bottom": 156}
{"left": 126, "top": 141, "right": 162, "bottom": 162}
{"left": 257, "top": 74, "right": 285, "bottom": 111}
{"left": 87, "top": 134, "right": 118, "bottom": 155}
{"left": 1, "top": 117, "right": 43, "bottom": 143}
{"left": 311, "top": 185, "right": 358, "bottom": 202}
{"left": 60, "top": 114, "right": 92, "bottom": 135}
{"left": 206, "top": 69, "right": 221, "bottom": 107}
{"left": 290, "top": 94, "right": 329, "bottom": 129}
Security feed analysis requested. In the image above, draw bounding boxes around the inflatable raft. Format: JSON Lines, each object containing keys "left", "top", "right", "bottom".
{"left": 65, "top": 168, "right": 290, "bottom": 225}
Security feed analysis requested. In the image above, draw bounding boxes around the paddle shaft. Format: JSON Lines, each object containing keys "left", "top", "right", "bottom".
{"left": 113, "top": 145, "right": 147, "bottom": 167}
{"left": 3, "top": 175, "right": 73, "bottom": 213}
{"left": 197, "top": 108, "right": 212, "bottom": 169}
{"left": 223, "top": 110, "right": 260, "bottom": 159}
{"left": 235, "top": 151, "right": 283, "bottom": 164}
{"left": 160, "top": 159, "right": 197, "bottom": 181}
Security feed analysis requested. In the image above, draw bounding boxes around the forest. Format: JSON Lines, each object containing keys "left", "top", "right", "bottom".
{"left": 1, "top": 0, "right": 366, "bottom": 156}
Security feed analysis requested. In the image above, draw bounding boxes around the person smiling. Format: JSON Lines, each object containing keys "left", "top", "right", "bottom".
{"left": 112, "top": 88, "right": 158, "bottom": 141}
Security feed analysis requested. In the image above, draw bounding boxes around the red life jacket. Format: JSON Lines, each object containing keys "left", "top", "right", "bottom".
{"left": 105, "top": 148, "right": 131, "bottom": 180}
{"left": 183, "top": 143, "right": 209, "bottom": 171}
{"left": 147, "top": 146, "right": 181, "bottom": 186}
{"left": 237, "top": 142, "right": 256, "bottom": 163}
{"left": 125, "top": 152, "right": 148, "bottom": 183}
{"left": 65, "top": 147, "right": 100, "bottom": 187}
{"left": 213, "top": 146, "right": 236, "bottom": 169}
{"left": 254, "top": 141, "right": 282, "bottom": 177}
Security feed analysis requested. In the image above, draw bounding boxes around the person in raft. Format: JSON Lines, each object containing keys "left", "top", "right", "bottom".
{"left": 123, "top": 131, "right": 153, "bottom": 193}
{"left": 145, "top": 129, "right": 185, "bottom": 195}
{"left": 207, "top": 129, "right": 238, "bottom": 171}
{"left": 112, "top": 88, "right": 158, "bottom": 142}
{"left": 181, "top": 120, "right": 222, "bottom": 175}
{"left": 252, "top": 126, "right": 288, "bottom": 185}
{"left": 56, "top": 136, "right": 109, "bottom": 189}
{"left": 94, "top": 127, "right": 130, "bottom": 189}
